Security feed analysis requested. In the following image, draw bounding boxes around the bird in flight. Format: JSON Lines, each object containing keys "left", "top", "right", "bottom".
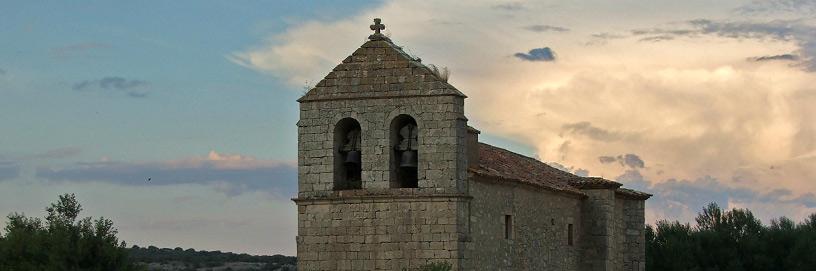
{"left": 147, "top": 177, "right": 151, "bottom": 182}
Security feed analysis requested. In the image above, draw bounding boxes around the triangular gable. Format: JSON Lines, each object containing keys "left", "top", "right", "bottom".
{"left": 298, "top": 39, "right": 466, "bottom": 102}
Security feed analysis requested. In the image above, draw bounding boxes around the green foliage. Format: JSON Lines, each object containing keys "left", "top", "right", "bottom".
{"left": 127, "top": 245, "right": 296, "bottom": 270}
{"left": 646, "top": 202, "right": 816, "bottom": 271}
{"left": 0, "top": 193, "right": 137, "bottom": 271}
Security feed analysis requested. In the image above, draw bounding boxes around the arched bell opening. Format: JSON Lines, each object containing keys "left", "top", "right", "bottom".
{"left": 334, "top": 118, "right": 362, "bottom": 190}
{"left": 390, "top": 114, "right": 418, "bottom": 188}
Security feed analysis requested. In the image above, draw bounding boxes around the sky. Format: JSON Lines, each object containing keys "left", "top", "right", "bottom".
{"left": 1, "top": 0, "right": 815, "bottom": 256}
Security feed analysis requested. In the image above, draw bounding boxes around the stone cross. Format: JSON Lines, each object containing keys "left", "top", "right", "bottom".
{"left": 368, "top": 18, "right": 389, "bottom": 41}
{"left": 370, "top": 18, "right": 385, "bottom": 34}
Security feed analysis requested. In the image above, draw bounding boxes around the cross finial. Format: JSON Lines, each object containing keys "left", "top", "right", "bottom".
{"left": 368, "top": 18, "right": 389, "bottom": 41}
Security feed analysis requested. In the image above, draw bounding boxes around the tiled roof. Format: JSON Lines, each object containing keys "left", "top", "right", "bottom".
{"left": 471, "top": 143, "right": 649, "bottom": 199}
{"left": 615, "top": 187, "right": 653, "bottom": 200}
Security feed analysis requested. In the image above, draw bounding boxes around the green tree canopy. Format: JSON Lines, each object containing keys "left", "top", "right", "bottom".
{"left": 647, "top": 203, "right": 816, "bottom": 271}
{"left": 0, "top": 193, "right": 136, "bottom": 271}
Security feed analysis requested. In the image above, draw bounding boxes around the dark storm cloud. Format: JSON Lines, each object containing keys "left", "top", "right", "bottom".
{"left": 524, "top": 25, "right": 570, "bottom": 33}
{"left": 514, "top": 47, "right": 556, "bottom": 61}
{"left": 492, "top": 2, "right": 525, "bottom": 11}
{"left": 561, "top": 121, "right": 620, "bottom": 141}
{"left": 749, "top": 54, "right": 799, "bottom": 61}
{"left": 0, "top": 162, "right": 21, "bottom": 181}
{"left": 36, "top": 160, "right": 298, "bottom": 197}
{"left": 72, "top": 76, "right": 149, "bottom": 98}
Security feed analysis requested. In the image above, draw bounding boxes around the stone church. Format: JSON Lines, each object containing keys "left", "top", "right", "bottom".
{"left": 293, "top": 19, "right": 651, "bottom": 271}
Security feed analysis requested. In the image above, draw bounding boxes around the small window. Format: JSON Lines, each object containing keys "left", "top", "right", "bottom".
{"left": 568, "top": 223, "right": 574, "bottom": 246}
{"left": 504, "top": 215, "right": 513, "bottom": 239}
{"left": 550, "top": 218, "right": 555, "bottom": 226}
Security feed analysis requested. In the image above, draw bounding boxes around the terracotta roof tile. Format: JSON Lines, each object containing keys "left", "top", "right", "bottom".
{"left": 615, "top": 187, "right": 653, "bottom": 200}
{"left": 471, "top": 143, "right": 645, "bottom": 197}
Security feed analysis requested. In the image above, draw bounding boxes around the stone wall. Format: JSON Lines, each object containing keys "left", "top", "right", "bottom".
{"left": 297, "top": 96, "right": 467, "bottom": 197}
{"left": 466, "top": 177, "right": 583, "bottom": 271}
{"left": 579, "top": 189, "right": 615, "bottom": 271}
{"left": 295, "top": 194, "right": 469, "bottom": 270}
{"left": 297, "top": 80, "right": 470, "bottom": 270}
{"left": 613, "top": 197, "right": 646, "bottom": 271}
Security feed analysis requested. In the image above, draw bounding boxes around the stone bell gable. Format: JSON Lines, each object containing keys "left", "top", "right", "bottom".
{"left": 296, "top": 18, "right": 470, "bottom": 198}
{"left": 297, "top": 39, "right": 465, "bottom": 102}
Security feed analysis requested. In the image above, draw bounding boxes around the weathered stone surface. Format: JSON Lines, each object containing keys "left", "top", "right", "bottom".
{"left": 293, "top": 21, "right": 649, "bottom": 271}
{"left": 467, "top": 177, "right": 583, "bottom": 271}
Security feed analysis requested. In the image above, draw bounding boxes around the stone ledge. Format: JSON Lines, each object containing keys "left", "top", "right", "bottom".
{"left": 298, "top": 92, "right": 466, "bottom": 103}
{"left": 293, "top": 192, "right": 472, "bottom": 204}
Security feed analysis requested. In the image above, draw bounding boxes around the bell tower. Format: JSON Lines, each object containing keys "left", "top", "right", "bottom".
{"left": 294, "top": 18, "right": 468, "bottom": 197}
{"left": 293, "top": 18, "right": 472, "bottom": 270}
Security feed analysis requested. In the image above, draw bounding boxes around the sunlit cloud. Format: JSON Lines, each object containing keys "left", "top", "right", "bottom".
{"left": 230, "top": 0, "right": 816, "bottom": 223}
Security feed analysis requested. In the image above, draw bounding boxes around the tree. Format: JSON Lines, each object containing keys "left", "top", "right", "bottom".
{"left": 0, "top": 194, "right": 137, "bottom": 271}
{"left": 647, "top": 202, "right": 816, "bottom": 271}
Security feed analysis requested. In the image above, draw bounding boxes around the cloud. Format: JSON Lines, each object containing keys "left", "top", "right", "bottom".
{"left": 638, "top": 35, "right": 675, "bottom": 42}
{"left": 617, "top": 171, "right": 816, "bottom": 222}
{"left": 36, "top": 151, "right": 297, "bottom": 197}
{"left": 492, "top": 2, "right": 525, "bottom": 11}
{"left": 72, "top": 76, "right": 149, "bottom": 98}
{"left": 599, "top": 154, "right": 645, "bottom": 168}
{"left": 736, "top": 0, "right": 816, "bottom": 15}
{"left": 598, "top": 156, "right": 617, "bottom": 164}
{"left": 586, "top": 32, "right": 626, "bottom": 45}
{"left": 0, "top": 68, "right": 6, "bottom": 75}
{"left": 514, "top": 47, "right": 556, "bottom": 61}
{"left": 0, "top": 162, "right": 21, "bottom": 181}
{"left": 749, "top": 54, "right": 799, "bottom": 61}
{"left": 631, "top": 19, "right": 816, "bottom": 71}
{"left": 574, "top": 168, "right": 589, "bottom": 177}
{"left": 561, "top": 122, "right": 620, "bottom": 141}
{"left": 524, "top": 25, "right": 569, "bottom": 32}
{"left": 230, "top": 0, "right": 816, "bottom": 224}
{"left": 547, "top": 162, "right": 591, "bottom": 177}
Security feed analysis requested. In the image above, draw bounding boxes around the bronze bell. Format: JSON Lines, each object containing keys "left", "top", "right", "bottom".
{"left": 344, "top": 150, "right": 361, "bottom": 168}
{"left": 399, "top": 150, "right": 418, "bottom": 168}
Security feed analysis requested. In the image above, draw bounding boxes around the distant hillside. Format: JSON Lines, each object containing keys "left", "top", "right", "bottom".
{"left": 128, "top": 246, "right": 296, "bottom": 271}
